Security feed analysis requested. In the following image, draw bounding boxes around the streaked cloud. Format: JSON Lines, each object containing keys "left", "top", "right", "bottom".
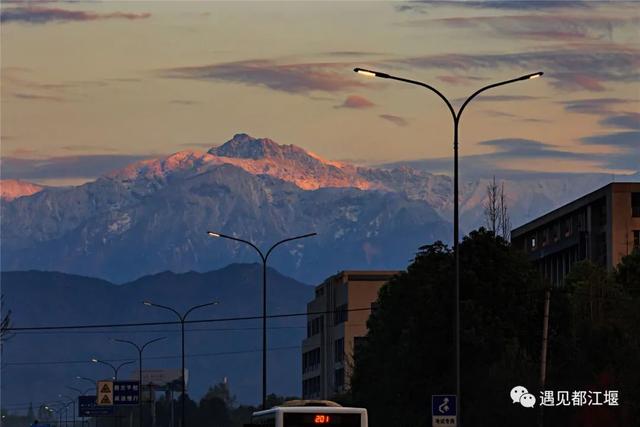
{"left": 580, "top": 131, "right": 639, "bottom": 150}
{"left": 164, "top": 59, "right": 366, "bottom": 94}
{"left": 336, "top": 95, "right": 375, "bottom": 109}
{"left": 436, "top": 75, "right": 485, "bottom": 85}
{"left": 599, "top": 113, "right": 640, "bottom": 130}
{"left": 396, "top": 1, "right": 596, "bottom": 13}
{"left": 11, "top": 92, "right": 65, "bottom": 102}
{"left": 398, "top": 46, "right": 639, "bottom": 92}
{"left": 169, "top": 99, "right": 201, "bottom": 106}
{"left": 418, "top": 14, "right": 633, "bottom": 43}
{"left": 379, "top": 114, "right": 408, "bottom": 127}
{"left": 561, "top": 97, "right": 635, "bottom": 115}
{"left": 0, "top": 154, "right": 153, "bottom": 180}
{"left": 1, "top": 7, "right": 151, "bottom": 24}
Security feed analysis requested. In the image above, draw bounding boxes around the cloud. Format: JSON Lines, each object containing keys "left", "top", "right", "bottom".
{"left": 452, "top": 94, "right": 541, "bottom": 103}
{"left": 379, "top": 114, "right": 409, "bottom": 127}
{"left": 0, "top": 154, "right": 153, "bottom": 180}
{"left": 60, "top": 145, "right": 118, "bottom": 152}
{"left": 335, "top": 95, "right": 375, "bottom": 109}
{"left": 398, "top": 47, "right": 639, "bottom": 92}
{"left": 483, "top": 110, "right": 549, "bottom": 123}
{"left": 561, "top": 98, "right": 635, "bottom": 115}
{"left": 580, "top": 131, "right": 639, "bottom": 150}
{"left": 1, "top": 7, "right": 151, "bottom": 24}
{"left": 12, "top": 92, "right": 65, "bottom": 102}
{"left": 164, "top": 59, "right": 366, "bottom": 94}
{"left": 599, "top": 113, "right": 640, "bottom": 130}
{"left": 437, "top": 75, "right": 485, "bottom": 85}
{"left": 479, "top": 138, "right": 589, "bottom": 160}
{"left": 170, "top": 99, "right": 201, "bottom": 106}
{"left": 397, "top": 1, "right": 595, "bottom": 13}
{"left": 419, "top": 14, "right": 632, "bottom": 43}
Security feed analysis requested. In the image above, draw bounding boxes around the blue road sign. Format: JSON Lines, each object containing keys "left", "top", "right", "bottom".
{"left": 78, "top": 396, "right": 114, "bottom": 417}
{"left": 432, "top": 395, "right": 456, "bottom": 416}
{"left": 113, "top": 381, "right": 140, "bottom": 405}
{"left": 432, "top": 395, "right": 457, "bottom": 427}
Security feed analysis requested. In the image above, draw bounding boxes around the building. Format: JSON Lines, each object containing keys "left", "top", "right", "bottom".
{"left": 301, "top": 270, "right": 400, "bottom": 400}
{"left": 511, "top": 182, "right": 640, "bottom": 285}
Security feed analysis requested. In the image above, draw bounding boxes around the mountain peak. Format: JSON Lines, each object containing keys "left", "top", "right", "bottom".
{"left": 209, "top": 133, "right": 308, "bottom": 160}
{"left": 0, "top": 179, "right": 44, "bottom": 201}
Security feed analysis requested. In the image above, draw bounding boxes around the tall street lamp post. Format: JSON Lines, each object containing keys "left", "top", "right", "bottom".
{"left": 207, "top": 231, "right": 317, "bottom": 409}
{"left": 143, "top": 300, "right": 219, "bottom": 427}
{"left": 58, "top": 395, "right": 76, "bottom": 427}
{"left": 91, "top": 358, "right": 135, "bottom": 381}
{"left": 66, "top": 387, "right": 92, "bottom": 427}
{"left": 354, "top": 67, "right": 543, "bottom": 425}
{"left": 112, "top": 337, "right": 166, "bottom": 427}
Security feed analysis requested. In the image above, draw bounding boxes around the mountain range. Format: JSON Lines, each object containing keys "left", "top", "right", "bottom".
{"left": 1, "top": 133, "right": 638, "bottom": 283}
{"left": 1, "top": 265, "right": 312, "bottom": 406}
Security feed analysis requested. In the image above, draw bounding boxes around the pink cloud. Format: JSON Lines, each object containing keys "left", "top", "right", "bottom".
{"left": 379, "top": 114, "right": 409, "bottom": 127}
{"left": 1, "top": 7, "right": 151, "bottom": 24}
{"left": 336, "top": 95, "right": 375, "bottom": 109}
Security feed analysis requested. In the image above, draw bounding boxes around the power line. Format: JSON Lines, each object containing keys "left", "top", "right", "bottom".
{"left": 2, "top": 345, "right": 301, "bottom": 367}
{"left": 5, "top": 307, "right": 372, "bottom": 332}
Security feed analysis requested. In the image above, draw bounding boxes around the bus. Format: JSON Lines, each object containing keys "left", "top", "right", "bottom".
{"left": 245, "top": 400, "right": 367, "bottom": 427}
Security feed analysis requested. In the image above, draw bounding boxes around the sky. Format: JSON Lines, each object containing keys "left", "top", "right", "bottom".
{"left": 1, "top": 0, "right": 639, "bottom": 186}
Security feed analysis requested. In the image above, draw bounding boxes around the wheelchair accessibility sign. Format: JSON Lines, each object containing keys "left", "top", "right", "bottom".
{"left": 432, "top": 395, "right": 457, "bottom": 426}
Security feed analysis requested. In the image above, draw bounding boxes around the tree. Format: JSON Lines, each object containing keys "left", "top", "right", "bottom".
{"left": 351, "top": 230, "right": 541, "bottom": 426}
{"left": 483, "top": 177, "right": 511, "bottom": 240}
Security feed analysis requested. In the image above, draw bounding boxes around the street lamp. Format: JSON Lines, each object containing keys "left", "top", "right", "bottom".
{"left": 111, "top": 337, "right": 166, "bottom": 427}
{"left": 354, "top": 66, "right": 542, "bottom": 425}
{"left": 91, "top": 358, "right": 135, "bottom": 381}
{"left": 206, "top": 230, "right": 317, "bottom": 408}
{"left": 143, "top": 300, "right": 219, "bottom": 427}
{"left": 58, "top": 395, "right": 76, "bottom": 427}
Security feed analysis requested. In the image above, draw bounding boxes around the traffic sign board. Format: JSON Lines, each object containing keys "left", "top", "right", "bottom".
{"left": 78, "top": 396, "right": 114, "bottom": 417}
{"left": 432, "top": 395, "right": 457, "bottom": 427}
{"left": 97, "top": 380, "right": 114, "bottom": 406}
{"left": 113, "top": 381, "right": 140, "bottom": 405}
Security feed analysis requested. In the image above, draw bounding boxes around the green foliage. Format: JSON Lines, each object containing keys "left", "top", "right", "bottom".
{"left": 350, "top": 230, "right": 640, "bottom": 427}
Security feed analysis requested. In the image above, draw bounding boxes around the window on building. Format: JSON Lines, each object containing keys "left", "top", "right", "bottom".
{"left": 307, "top": 316, "right": 323, "bottom": 338}
{"left": 303, "top": 348, "right": 321, "bottom": 374}
{"left": 315, "top": 285, "right": 325, "bottom": 297}
{"left": 334, "top": 368, "right": 345, "bottom": 391}
{"left": 334, "top": 338, "right": 344, "bottom": 363}
{"left": 303, "top": 376, "right": 321, "bottom": 397}
{"left": 632, "top": 193, "right": 640, "bottom": 217}
{"left": 530, "top": 236, "right": 537, "bottom": 250}
{"left": 634, "top": 230, "right": 640, "bottom": 249}
{"left": 564, "top": 218, "right": 573, "bottom": 237}
{"left": 334, "top": 304, "right": 348, "bottom": 325}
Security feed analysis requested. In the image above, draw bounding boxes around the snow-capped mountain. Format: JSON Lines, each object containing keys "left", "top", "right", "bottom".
{"left": 1, "top": 133, "right": 636, "bottom": 283}
{"left": 0, "top": 179, "right": 44, "bottom": 201}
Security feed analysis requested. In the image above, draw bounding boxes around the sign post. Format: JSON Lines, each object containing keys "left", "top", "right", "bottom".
{"left": 97, "top": 381, "right": 114, "bottom": 406}
{"left": 432, "top": 395, "right": 457, "bottom": 427}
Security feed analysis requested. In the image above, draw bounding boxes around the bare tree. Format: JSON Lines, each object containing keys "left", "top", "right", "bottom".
{"left": 498, "top": 181, "right": 512, "bottom": 241}
{"left": 484, "top": 177, "right": 511, "bottom": 240}
{"left": 484, "top": 176, "right": 499, "bottom": 235}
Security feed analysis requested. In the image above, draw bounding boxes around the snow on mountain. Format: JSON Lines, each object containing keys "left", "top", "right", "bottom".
{"left": 0, "top": 179, "right": 44, "bottom": 201}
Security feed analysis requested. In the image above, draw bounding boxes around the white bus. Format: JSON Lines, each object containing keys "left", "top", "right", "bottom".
{"left": 245, "top": 400, "right": 367, "bottom": 427}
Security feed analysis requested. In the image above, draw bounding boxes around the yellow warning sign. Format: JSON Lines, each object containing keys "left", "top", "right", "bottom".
{"left": 97, "top": 380, "right": 114, "bottom": 406}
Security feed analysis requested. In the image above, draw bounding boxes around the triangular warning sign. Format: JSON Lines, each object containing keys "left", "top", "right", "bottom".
{"left": 100, "top": 384, "right": 112, "bottom": 393}
{"left": 100, "top": 395, "right": 112, "bottom": 405}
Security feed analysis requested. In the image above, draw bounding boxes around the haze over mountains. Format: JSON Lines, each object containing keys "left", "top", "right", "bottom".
{"left": 1, "top": 265, "right": 312, "bottom": 406}
{"left": 1, "top": 133, "right": 637, "bottom": 283}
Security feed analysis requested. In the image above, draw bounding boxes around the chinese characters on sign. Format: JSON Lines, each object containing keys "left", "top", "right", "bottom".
{"left": 539, "top": 390, "right": 619, "bottom": 407}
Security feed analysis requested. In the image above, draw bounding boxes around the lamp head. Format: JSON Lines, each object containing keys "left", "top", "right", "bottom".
{"left": 354, "top": 67, "right": 390, "bottom": 79}
{"left": 206, "top": 231, "right": 221, "bottom": 238}
{"left": 91, "top": 358, "right": 98, "bottom": 363}
{"left": 143, "top": 301, "right": 152, "bottom": 306}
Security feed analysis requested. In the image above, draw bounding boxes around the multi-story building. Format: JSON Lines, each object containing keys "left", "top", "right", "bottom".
{"left": 301, "top": 270, "right": 399, "bottom": 400}
{"left": 511, "top": 182, "right": 640, "bottom": 285}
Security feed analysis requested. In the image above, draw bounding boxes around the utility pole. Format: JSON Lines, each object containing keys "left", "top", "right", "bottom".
{"left": 538, "top": 287, "right": 551, "bottom": 427}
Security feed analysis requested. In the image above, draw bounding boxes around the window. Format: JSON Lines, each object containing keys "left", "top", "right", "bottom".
{"left": 334, "top": 304, "right": 348, "bottom": 325}
{"left": 307, "top": 316, "right": 323, "bottom": 337}
{"left": 302, "top": 348, "right": 321, "bottom": 374}
{"left": 334, "top": 338, "right": 344, "bottom": 363}
{"left": 530, "top": 236, "right": 537, "bottom": 250}
{"left": 632, "top": 193, "right": 640, "bottom": 217}
{"left": 564, "top": 218, "right": 573, "bottom": 237}
{"left": 302, "top": 376, "right": 321, "bottom": 397}
{"left": 634, "top": 230, "right": 639, "bottom": 249}
{"left": 315, "top": 285, "right": 325, "bottom": 297}
{"left": 334, "top": 368, "right": 345, "bottom": 391}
